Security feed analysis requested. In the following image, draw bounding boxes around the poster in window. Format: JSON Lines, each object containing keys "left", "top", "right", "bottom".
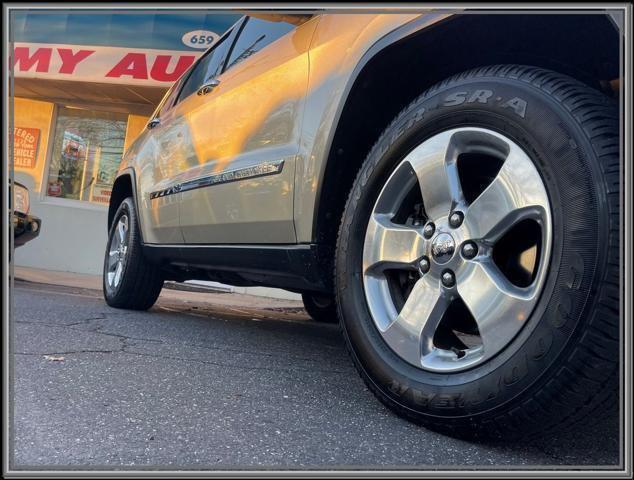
{"left": 53, "top": 130, "right": 87, "bottom": 199}
{"left": 13, "top": 127, "right": 40, "bottom": 168}
{"left": 90, "top": 146, "right": 122, "bottom": 204}
{"left": 95, "top": 149, "right": 120, "bottom": 189}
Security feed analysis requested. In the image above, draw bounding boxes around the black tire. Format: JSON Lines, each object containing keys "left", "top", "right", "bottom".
{"left": 302, "top": 293, "right": 339, "bottom": 323}
{"left": 336, "top": 65, "right": 619, "bottom": 439}
{"left": 103, "top": 197, "right": 164, "bottom": 310}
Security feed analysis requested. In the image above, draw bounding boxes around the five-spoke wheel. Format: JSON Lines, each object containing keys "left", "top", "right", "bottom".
{"left": 106, "top": 214, "right": 129, "bottom": 289}
{"left": 363, "top": 127, "right": 551, "bottom": 372}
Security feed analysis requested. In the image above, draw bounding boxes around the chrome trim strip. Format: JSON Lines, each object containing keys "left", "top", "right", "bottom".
{"left": 149, "top": 159, "right": 285, "bottom": 200}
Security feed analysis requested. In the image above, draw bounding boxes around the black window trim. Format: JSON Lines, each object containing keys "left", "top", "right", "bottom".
{"left": 173, "top": 16, "right": 247, "bottom": 105}
{"left": 220, "top": 15, "right": 250, "bottom": 75}
{"left": 219, "top": 15, "right": 303, "bottom": 77}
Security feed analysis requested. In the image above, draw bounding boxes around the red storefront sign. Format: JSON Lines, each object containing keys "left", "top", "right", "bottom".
{"left": 13, "top": 127, "right": 40, "bottom": 168}
{"left": 13, "top": 43, "right": 201, "bottom": 87}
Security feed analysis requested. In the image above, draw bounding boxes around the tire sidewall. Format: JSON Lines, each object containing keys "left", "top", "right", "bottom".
{"left": 337, "top": 73, "right": 608, "bottom": 419}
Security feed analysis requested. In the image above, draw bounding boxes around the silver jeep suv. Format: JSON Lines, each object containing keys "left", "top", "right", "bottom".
{"left": 104, "top": 12, "right": 621, "bottom": 438}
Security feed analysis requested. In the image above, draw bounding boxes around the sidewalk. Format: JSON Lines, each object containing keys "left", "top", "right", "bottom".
{"left": 13, "top": 265, "right": 303, "bottom": 309}
{"left": 14, "top": 266, "right": 102, "bottom": 290}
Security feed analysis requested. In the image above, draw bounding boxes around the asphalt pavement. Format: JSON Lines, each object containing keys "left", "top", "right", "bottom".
{"left": 11, "top": 280, "right": 620, "bottom": 470}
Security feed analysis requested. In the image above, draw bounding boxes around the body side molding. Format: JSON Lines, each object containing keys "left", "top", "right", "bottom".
{"left": 149, "top": 159, "right": 285, "bottom": 200}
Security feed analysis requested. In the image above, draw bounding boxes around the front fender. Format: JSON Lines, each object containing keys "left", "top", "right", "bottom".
{"left": 293, "top": 12, "right": 452, "bottom": 243}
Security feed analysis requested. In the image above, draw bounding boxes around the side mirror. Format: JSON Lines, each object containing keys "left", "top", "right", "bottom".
{"left": 147, "top": 118, "right": 161, "bottom": 130}
{"left": 197, "top": 79, "right": 221, "bottom": 96}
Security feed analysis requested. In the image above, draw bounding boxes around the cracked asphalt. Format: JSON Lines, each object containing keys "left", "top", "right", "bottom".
{"left": 11, "top": 280, "right": 620, "bottom": 469}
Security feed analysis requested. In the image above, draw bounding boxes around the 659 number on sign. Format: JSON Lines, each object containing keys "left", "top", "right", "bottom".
{"left": 181, "top": 30, "right": 220, "bottom": 49}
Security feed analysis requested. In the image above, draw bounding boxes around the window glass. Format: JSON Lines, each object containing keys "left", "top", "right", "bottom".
{"left": 177, "top": 27, "right": 237, "bottom": 102}
{"left": 46, "top": 106, "right": 127, "bottom": 205}
{"left": 157, "top": 77, "right": 184, "bottom": 117}
{"left": 224, "top": 16, "right": 296, "bottom": 71}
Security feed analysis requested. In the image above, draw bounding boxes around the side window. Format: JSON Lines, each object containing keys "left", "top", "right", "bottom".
{"left": 156, "top": 78, "right": 184, "bottom": 118}
{"left": 177, "top": 26, "right": 238, "bottom": 102}
{"left": 224, "top": 16, "right": 296, "bottom": 72}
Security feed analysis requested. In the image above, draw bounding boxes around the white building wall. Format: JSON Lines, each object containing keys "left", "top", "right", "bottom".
{"left": 14, "top": 174, "right": 108, "bottom": 275}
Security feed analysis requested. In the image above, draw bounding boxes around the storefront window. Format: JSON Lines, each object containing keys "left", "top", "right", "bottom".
{"left": 46, "top": 106, "right": 127, "bottom": 205}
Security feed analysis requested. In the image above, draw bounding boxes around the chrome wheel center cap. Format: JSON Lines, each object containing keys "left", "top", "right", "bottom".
{"left": 431, "top": 233, "right": 455, "bottom": 263}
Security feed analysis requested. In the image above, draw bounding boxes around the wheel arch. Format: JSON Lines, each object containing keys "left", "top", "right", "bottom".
{"left": 313, "top": 12, "right": 620, "bottom": 254}
{"left": 108, "top": 169, "right": 140, "bottom": 237}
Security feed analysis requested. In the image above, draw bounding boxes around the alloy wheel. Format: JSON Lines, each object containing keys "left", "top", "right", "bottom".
{"left": 107, "top": 214, "right": 129, "bottom": 289}
{"left": 362, "top": 127, "right": 552, "bottom": 372}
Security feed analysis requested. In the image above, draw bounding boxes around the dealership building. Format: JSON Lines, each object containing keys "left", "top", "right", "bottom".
{"left": 10, "top": 11, "right": 298, "bottom": 297}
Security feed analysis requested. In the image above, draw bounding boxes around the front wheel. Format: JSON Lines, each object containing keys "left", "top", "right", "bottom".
{"left": 336, "top": 65, "right": 619, "bottom": 439}
{"left": 103, "top": 197, "right": 164, "bottom": 310}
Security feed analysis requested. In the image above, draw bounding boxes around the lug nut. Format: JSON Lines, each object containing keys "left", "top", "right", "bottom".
{"left": 419, "top": 257, "right": 430, "bottom": 274}
{"left": 441, "top": 270, "right": 456, "bottom": 288}
{"left": 423, "top": 222, "right": 435, "bottom": 239}
{"left": 449, "top": 211, "right": 464, "bottom": 228}
{"left": 461, "top": 241, "right": 478, "bottom": 259}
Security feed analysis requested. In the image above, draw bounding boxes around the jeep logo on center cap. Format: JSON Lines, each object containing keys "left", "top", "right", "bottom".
{"left": 431, "top": 233, "right": 456, "bottom": 264}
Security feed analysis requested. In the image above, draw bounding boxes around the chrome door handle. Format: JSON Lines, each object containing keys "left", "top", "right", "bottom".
{"left": 197, "top": 79, "right": 220, "bottom": 96}
{"left": 147, "top": 118, "right": 161, "bottom": 129}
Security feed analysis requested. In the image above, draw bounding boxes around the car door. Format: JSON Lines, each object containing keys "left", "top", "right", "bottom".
{"left": 171, "top": 14, "right": 318, "bottom": 244}
{"left": 139, "top": 24, "right": 241, "bottom": 244}
{"left": 134, "top": 77, "right": 186, "bottom": 244}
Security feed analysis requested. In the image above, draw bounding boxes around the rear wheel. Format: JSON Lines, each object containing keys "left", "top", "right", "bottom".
{"left": 336, "top": 65, "right": 619, "bottom": 438}
{"left": 302, "top": 293, "right": 338, "bottom": 323}
{"left": 103, "top": 197, "right": 164, "bottom": 310}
